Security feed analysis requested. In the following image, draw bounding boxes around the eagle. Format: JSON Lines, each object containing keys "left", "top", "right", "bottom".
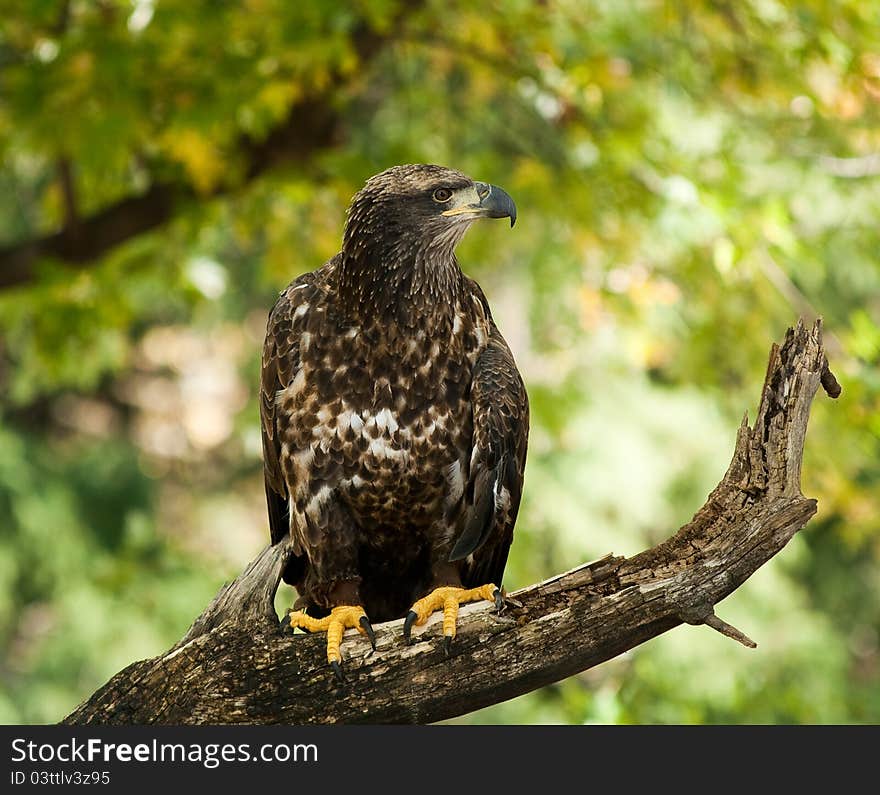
{"left": 261, "top": 164, "right": 528, "bottom": 676}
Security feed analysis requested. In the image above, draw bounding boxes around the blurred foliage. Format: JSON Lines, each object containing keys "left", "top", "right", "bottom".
{"left": 1, "top": 0, "right": 878, "bottom": 724}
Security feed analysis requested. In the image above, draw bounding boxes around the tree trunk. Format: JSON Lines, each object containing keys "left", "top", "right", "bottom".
{"left": 63, "top": 319, "right": 840, "bottom": 725}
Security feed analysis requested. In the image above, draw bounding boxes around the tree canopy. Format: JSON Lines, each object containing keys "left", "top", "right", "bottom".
{"left": 1, "top": 0, "right": 878, "bottom": 724}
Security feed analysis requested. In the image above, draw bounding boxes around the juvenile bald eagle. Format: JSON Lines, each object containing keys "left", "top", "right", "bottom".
{"left": 261, "top": 164, "right": 528, "bottom": 675}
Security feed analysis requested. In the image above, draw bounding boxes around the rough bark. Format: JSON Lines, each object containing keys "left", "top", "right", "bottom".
{"left": 63, "top": 319, "right": 839, "bottom": 725}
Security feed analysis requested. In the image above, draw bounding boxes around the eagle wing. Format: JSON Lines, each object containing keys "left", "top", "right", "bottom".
{"left": 453, "top": 317, "right": 529, "bottom": 591}
{"left": 261, "top": 274, "right": 313, "bottom": 577}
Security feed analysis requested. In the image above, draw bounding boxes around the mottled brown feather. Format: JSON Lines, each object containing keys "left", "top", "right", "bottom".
{"left": 260, "top": 165, "right": 528, "bottom": 621}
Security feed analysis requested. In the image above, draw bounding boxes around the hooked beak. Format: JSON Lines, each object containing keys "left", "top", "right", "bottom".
{"left": 441, "top": 182, "right": 517, "bottom": 227}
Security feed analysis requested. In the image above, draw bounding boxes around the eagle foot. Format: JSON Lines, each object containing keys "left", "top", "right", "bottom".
{"left": 285, "top": 605, "right": 376, "bottom": 677}
{"left": 403, "top": 584, "right": 500, "bottom": 648}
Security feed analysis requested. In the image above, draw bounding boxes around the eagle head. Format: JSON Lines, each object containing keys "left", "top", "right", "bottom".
{"left": 338, "top": 165, "right": 516, "bottom": 318}
{"left": 343, "top": 164, "right": 516, "bottom": 263}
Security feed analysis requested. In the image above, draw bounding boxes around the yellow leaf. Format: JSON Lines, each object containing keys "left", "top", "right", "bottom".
{"left": 256, "top": 81, "right": 300, "bottom": 120}
{"left": 160, "top": 128, "right": 225, "bottom": 194}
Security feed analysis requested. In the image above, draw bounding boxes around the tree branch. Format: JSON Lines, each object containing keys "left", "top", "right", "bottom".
{"left": 62, "top": 319, "right": 838, "bottom": 725}
{"left": 0, "top": 15, "right": 406, "bottom": 290}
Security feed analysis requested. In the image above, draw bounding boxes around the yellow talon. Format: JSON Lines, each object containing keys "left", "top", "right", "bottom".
{"left": 286, "top": 604, "right": 373, "bottom": 664}
{"left": 405, "top": 583, "right": 498, "bottom": 644}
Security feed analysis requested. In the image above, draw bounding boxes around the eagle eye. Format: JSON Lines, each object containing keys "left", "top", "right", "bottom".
{"left": 432, "top": 187, "right": 453, "bottom": 203}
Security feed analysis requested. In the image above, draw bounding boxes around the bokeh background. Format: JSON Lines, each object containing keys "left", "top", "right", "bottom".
{"left": 1, "top": 0, "right": 878, "bottom": 724}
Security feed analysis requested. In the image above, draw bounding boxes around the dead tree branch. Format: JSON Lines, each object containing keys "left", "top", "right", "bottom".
{"left": 63, "top": 319, "right": 839, "bottom": 725}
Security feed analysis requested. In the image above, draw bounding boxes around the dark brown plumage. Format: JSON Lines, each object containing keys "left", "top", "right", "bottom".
{"left": 261, "top": 164, "right": 528, "bottom": 637}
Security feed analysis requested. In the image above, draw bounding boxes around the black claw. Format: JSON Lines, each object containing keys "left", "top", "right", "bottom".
{"left": 330, "top": 660, "right": 346, "bottom": 683}
{"left": 493, "top": 588, "right": 504, "bottom": 613}
{"left": 403, "top": 611, "right": 418, "bottom": 645}
{"left": 360, "top": 615, "right": 377, "bottom": 651}
{"left": 443, "top": 635, "right": 453, "bottom": 657}
{"left": 280, "top": 612, "right": 292, "bottom": 634}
